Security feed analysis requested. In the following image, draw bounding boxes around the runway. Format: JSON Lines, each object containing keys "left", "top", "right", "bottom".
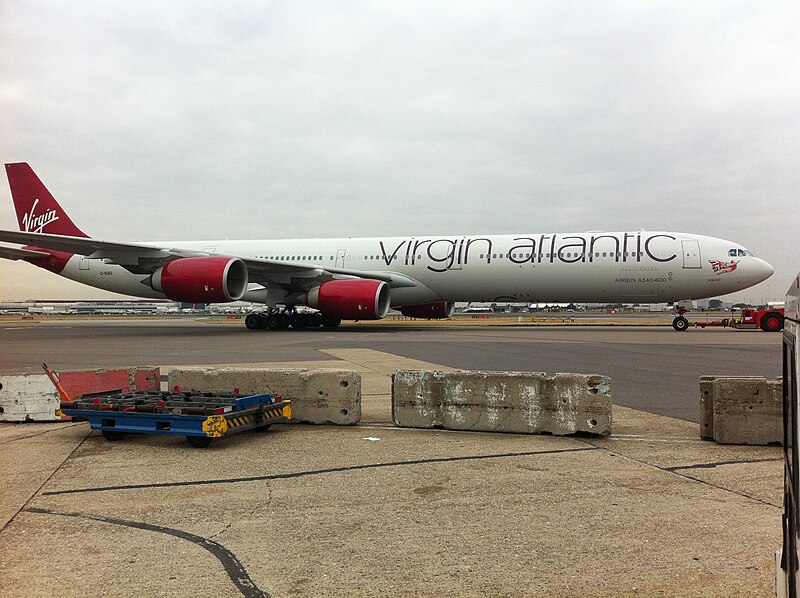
{"left": 0, "top": 317, "right": 782, "bottom": 422}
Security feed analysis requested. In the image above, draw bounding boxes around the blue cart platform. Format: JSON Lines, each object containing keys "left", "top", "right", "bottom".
{"left": 57, "top": 390, "right": 292, "bottom": 448}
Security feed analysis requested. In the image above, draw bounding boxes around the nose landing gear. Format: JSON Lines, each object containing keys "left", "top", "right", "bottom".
{"left": 672, "top": 305, "right": 689, "bottom": 332}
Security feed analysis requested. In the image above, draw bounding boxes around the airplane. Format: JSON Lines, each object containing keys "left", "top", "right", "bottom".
{"left": 0, "top": 162, "right": 774, "bottom": 332}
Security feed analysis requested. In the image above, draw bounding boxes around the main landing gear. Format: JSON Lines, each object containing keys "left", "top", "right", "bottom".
{"left": 244, "top": 309, "right": 342, "bottom": 331}
{"left": 672, "top": 305, "right": 689, "bottom": 332}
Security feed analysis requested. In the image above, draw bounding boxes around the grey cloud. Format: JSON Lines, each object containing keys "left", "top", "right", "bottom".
{"left": 0, "top": 0, "right": 797, "bottom": 301}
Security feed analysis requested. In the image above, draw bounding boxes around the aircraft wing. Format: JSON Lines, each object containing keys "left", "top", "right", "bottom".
{"left": 0, "top": 229, "right": 420, "bottom": 290}
{"left": 241, "top": 257, "right": 419, "bottom": 290}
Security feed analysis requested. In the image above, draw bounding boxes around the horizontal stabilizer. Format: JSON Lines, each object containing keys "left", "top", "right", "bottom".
{"left": 0, "top": 245, "right": 51, "bottom": 261}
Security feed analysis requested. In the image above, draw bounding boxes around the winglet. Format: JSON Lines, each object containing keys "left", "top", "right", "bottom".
{"left": 5, "top": 163, "right": 88, "bottom": 238}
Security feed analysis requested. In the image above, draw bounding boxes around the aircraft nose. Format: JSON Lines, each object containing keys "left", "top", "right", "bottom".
{"left": 754, "top": 258, "right": 774, "bottom": 283}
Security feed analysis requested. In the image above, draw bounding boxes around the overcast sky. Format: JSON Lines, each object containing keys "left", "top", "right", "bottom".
{"left": 0, "top": 1, "right": 797, "bottom": 303}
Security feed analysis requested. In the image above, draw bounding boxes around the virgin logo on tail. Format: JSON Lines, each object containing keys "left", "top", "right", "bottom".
{"left": 22, "top": 198, "right": 60, "bottom": 233}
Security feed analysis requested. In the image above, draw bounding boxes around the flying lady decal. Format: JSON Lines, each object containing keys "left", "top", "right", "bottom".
{"left": 709, "top": 259, "right": 738, "bottom": 275}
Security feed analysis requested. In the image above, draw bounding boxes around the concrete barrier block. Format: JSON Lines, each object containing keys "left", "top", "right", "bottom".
{"left": 699, "top": 375, "right": 764, "bottom": 440}
{"left": 711, "top": 377, "right": 782, "bottom": 445}
{"left": 168, "top": 368, "right": 360, "bottom": 425}
{"left": 699, "top": 375, "right": 717, "bottom": 440}
{"left": 59, "top": 367, "right": 160, "bottom": 399}
{"left": 0, "top": 367, "right": 160, "bottom": 422}
{"left": 0, "top": 375, "right": 59, "bottom": 422}
{"left": 392, "top": 370, "right": 611, "bottom": 436}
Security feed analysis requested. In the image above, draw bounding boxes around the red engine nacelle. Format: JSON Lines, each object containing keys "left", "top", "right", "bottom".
{"left": 151, "top": 257, "right": 248, "bottom": 303}
{"left": 399, "top": 301, "right": 455, "bottom": 319}
{"left": 305, "top": 279, "right": 390, "bottom": 320}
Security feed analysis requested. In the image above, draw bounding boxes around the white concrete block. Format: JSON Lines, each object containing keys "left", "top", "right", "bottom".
{"left": 0, "top": 374, "right": 60, "bottom": 422}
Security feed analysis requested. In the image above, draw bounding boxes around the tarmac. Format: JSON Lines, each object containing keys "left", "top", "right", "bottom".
{"left": 0, "top": 348, "right": 784, "bottom": 597}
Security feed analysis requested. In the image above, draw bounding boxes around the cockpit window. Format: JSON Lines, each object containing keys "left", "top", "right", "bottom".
{"left": 729, "top": 248, "right": 753, "bottom": 257}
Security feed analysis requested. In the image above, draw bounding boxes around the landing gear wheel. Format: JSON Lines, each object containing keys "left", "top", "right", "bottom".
{"left": 309, "top": 312, "right": 323, "bottom": 328}
{"left": 672, "top": 316, "right": 689, "bottom": 332}
{"left": 102, "top": 430, "right": 127, "bottom": 441}
{"left": 761, "top": 314, "right": 784, "bottom": 332}
{"left": 321, "top": 315, "right": 342, "bottom": 328}
{"left": 245, "top": 314, "right": 265, "bottom": 330}
{"left": 186, "top": 435, "right": 214, "bottom": 448}
{"left": 290, "top": 313, "right": 310, "bottom": 329}
{"left": 266, "top": 313, "right": 281, "bottom": 329}
{"left": 276, "top": 313, "right": 290, "bottom": 329}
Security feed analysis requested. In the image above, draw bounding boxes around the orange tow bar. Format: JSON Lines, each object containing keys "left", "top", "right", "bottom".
{"left": 42, "top": 363, "right": 73, "bottom": 402}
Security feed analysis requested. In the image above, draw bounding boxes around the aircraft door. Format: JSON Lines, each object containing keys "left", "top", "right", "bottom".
{"left": 79, "top": 257, "right": 89, "bottom": 270}
{"left": 681, "top": 240, "right": 701, "bottom": 269}
{"left": 335, "top": 249, "right": 346, "bottom": 268}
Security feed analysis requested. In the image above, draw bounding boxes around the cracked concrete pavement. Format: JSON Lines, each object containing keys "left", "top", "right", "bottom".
{"left": 0, "top": 348, "right": 784, "bottom": 597}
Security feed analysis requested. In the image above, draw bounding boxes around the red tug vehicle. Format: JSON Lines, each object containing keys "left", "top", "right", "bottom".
{"left": 672, "top": 306, "right": 785, "bottom": 332}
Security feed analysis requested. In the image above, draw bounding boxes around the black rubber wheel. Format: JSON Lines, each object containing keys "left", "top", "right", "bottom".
{"left": 186, "top": 435, "right": 214, "bottom": 448}
{"left": 672, "top": 316, "right": 689, "bottom": 332}
{"left": 760, "top": 313, "right": 784, "bottom": 332}
{"left": 266, "top": 314, "right": 281, "bottom": 329}
{"left": 245, "top": 314, "right": 265, "bottom": 330}
{"left": 254, "top": 424, "right": 272, "bottom": 433}
{"left": 276, "top": 313, "right": 291, "bottom": 329}
{"left": 101, "top": 430, "right": 127, "bottom": 441}
{"left": 321, "top": 315, "right": 342, "bottom": 328}
{"left": 309, "top": 312, "right": 323, "bottom": 327}
{"left": 290, "top": 313, "right": 309, "bottom": 329}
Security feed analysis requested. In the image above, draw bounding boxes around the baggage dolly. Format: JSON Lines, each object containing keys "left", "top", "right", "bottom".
{"left": 57, "top": 390, "right": 292, "bottom": 448}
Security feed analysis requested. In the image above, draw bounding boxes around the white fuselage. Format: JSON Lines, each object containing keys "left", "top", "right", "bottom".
{"left": 55, "top": 231, "right": 773, "bottom": 306}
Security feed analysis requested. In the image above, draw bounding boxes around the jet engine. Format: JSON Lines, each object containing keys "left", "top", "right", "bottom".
{"left": 304, "top": 279, "right": 390, "bottom": 320}
{"left": 399, "top": 301, "right": 455, "bottom": 319}
{"left": 150, "top": 256, "right": 248, "bottom": 303}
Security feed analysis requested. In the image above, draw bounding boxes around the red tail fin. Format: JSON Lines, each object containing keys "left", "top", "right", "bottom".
{"left": 6, "top": 163, "right": 88, "bottom": 238}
